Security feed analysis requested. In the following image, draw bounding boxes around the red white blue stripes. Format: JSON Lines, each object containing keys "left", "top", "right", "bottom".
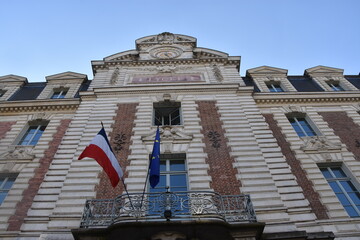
{"left": 78, "top": 128, "right": 123, "bottom": 187}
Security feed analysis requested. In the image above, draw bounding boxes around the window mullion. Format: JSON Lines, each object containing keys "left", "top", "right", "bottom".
{"left": 336, "top": 178, "right": 360, "bottom": 216}
{"left": 294, "top": 117, "right": 308, "bottom": 137}
{"left": 27, "top": 125, "right": 41, "bottom": 145}
{"left": 0, "top": 177, "right": 7, "bottom": 189}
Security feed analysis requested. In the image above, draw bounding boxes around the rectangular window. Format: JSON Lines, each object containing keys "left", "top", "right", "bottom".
{"left": 51, "top": 89, "right": 68, "bottom": 99}
{"left": 0, "top": 173, "right": 18, "bottom": 205}
{"left": 327, "top": 82, "right": 344, "bottom": 91}
{"left": 18, "top": 123, "right": 47, "bottom": 145}
{"left": 153, "top": 102, "right": 181, "bottom": 126}
{"left": 267, "top": 83, "right": 284, "bottom": 92}
{"left": 288, "top": 116, "right": 317, "bottom": 137}
{"left": 150, "top": 154, "right": 187, "bottom": 193}
{"left": 320, "top": 166, "right": 360, "bottom": 217}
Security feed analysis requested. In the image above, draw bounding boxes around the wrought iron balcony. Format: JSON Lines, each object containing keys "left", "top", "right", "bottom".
{"left": 80, "top": 191, "right": 257, "bottom": 228}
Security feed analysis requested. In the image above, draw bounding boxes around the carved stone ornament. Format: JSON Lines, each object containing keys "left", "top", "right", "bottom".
{"left": 111, "top": 67, "right": 120, "bottom": 84}
{"left": 212, "top": 64, "right": 223, "bottom": 82}
{"left": 0, "top": 145, "right": 35, "bottom": 161}
{"left": 157, "top": 64, "right": 177, "bottom": 73}
{"left": 282, "top": 105, "right": 303, "bottom": 114}
{"left": 157, "top": 32, "right": 175, "bottom": 44}
{"left": 142, "top": 126, "right": 193, "bottom": 143}
{"left": 301, "top": 136, "right": 341, "bottom": 152}
{"left": 31, "top": 112, "right": 51, "bottom": 121}
{"left": 149, "top": 46, "right": 183, "bottom": 59}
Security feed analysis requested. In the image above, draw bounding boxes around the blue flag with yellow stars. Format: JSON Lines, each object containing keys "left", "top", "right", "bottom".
{"left": 150, "top": 126, "right": 160, "bottom": 188}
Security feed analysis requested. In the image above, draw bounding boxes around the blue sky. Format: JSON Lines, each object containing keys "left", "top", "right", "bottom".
{"left": 1, "top": 0, "right": 359, "bottom": 82}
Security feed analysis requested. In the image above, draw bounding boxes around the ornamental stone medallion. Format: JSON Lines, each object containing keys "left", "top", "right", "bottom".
{"left": 149, "top": 46, "right": 183, "bottom": 59}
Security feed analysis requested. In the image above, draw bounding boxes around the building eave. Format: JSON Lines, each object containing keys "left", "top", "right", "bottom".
{"left": 0, "top": 99, "right": 80, "bottom": 114}
{"left": 254, "top": 91, "right": 360, "bottom": 106}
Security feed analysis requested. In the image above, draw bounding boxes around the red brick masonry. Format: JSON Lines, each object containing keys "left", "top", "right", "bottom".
{"left": 7, "top": 119, "right": 72, "bottom": 231}
{"left": 320, "top": 112, "right": 360, "bottom": 162}
{"left": 0, "top": 121, "right": 16, "bottom": 141}
{"left": 263, "top": 114, "right": 329, "bottom": 220}
{"left": 196, "top": 101, "right": 241, "bottom": 195}
{"left": 95, "top": 103, "right": 138, "bottom": 199}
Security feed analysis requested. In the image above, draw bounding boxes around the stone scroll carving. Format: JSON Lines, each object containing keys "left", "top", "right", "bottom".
{"left": 0, "top": 145, "right": 35, "bottom": 162}
{"left": 142, "top": 126, "right": 193, "bottom": 153}
{"left": 301, "top": 136, "right": 342, "bottom": 162}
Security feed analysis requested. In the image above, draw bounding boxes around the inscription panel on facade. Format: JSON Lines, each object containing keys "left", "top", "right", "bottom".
{"left": 132, "top": 74, "right": 202, "bottom": 84}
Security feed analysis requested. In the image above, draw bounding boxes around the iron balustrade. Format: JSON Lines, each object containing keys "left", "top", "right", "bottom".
{"left": 80, "top": 191, "right": 257, "bottom": 228}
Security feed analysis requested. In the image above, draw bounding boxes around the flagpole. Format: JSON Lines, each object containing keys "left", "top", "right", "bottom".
{"left": 139, "top": 155, "right": 151, "bottom": 210}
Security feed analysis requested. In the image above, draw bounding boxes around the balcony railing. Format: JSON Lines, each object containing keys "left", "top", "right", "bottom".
{"left": 80, "top": 191, "right": 257, "bottom": 228}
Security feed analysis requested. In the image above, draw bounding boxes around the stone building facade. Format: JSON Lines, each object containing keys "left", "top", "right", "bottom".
{"left": 0, "top": 32, "right": 360, "bottom": 239}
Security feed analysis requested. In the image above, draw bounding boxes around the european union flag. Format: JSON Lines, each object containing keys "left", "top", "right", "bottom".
{"left": 150, "top": 127, "right": 160, "bottom": 188}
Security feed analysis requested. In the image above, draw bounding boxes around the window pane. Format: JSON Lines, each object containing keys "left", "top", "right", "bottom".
{"left": 160, "top": 161, "right": 166, "bottom": 172}
{"left": 171, "top": 187, "right": 187, "bottom": 192}
{"left": 321, "top": 168, "right": 332, "bottom": 179}
{"left": 333, "top": 168, "right": 347, "bottom": 178}
{"left": 3, "top": 179, "right": 15, "bottom": 190}
{"left": 348, "top": 192, "right": 360, "bottom": 205}
{"left": 163, "top": 116, "right": 170, "bottom": 125}
{"left": 170, "top": 174, "right": 187, "bottom": 187}
{"left": 340, "top": 181, "right": 357, "bottom": 192}
{"left": 170, "top": 160, "right": 185, "bottom": 171}
{"left": 0, "top": 192, "right": 7, "bottom": 205}
{"left": 336, "top": 193, "right": 351, "bottom": 205}
{"left": 329, "top": 181, "right": 342, "bottom": 193}
{"left": 344, "top": 206, "right": 359, "bottom": 217}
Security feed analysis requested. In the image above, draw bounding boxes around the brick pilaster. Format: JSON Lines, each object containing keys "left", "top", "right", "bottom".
{"left": 263, "top": 114, "right": 329, "bottom": 219}
{"left": 95, "top": 103, "right": 138, "bottom": 199}
{"left": 0, "top": 121, "right": 16, "bottom": 141}
{"left": 196, "top": 101, "right": 241, "bottom": 195}
{"left": 320, "top": 111, "right": 360, "bottom": 162}
{"left": 7, "top": 119, "right": 72, "bottom": 231}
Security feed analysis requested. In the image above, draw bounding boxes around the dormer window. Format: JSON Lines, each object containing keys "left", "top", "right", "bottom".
{"left": 327, "top": 82, "right": 344, "bottom": 91}
{"left": 0, "top": 89, "right": 5, "bottom": 97}
{"left": 154, "top": 101, "right": 181, "bottom": 126}
{"left": 51, "top": 88, "right": 68, "bottom": 99}
{"left": 266, "top": 82, "right": 284, "bottom": 92}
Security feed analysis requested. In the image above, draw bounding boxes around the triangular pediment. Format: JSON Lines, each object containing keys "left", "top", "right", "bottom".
{"left": 0, "top": 74, "right": 28, "bottom": 83}
{"left": 45, "top": 71, "right": 88, "bottom": 82}
{"left": 246, "top": 66, "right": 288, "bottom": 76}
{"left": 104, "top": 50, "right": 139, "bottom": 61}
{"left": 305, "top": 65, "right": 344, "bottom": 75}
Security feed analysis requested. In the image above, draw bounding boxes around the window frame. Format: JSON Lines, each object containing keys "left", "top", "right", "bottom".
{"left": 153, "top": 101, "right": 182, "bottom": 126}
{"left": 287, "top": 114, "right": 319, "bottom": 137}
{"left": 149, "top": 153, "right": 188, "bottom": 193}
{"left": 319, "top": 163, "right": 360, "bottom": 218}
{"left": 16, "top": 120, "right": 49, "bottom": 146}
{"left": 326, "top": 81, "right": 345, "bottom": 91}
{"left": 50, "top": 88, "right": 69, "bottom": 99}
{"left": 0, "top": 173, "right": 18, "bottom": 205}
{"left": 266, "top": 82, "right": 284, "bottom": 92}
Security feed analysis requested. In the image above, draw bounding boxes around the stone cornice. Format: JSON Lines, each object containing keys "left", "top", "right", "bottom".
{"left": 0, "top": 99, "right": 80, "bottom": 114}
{"left": 81, "top": 84, "right": 253, "bottom": 97}
{"left": 92, "top": 58, "right": 240, "bottom": 73}
{"left": 254, "top": 91, "right": 360, "bottom": 105}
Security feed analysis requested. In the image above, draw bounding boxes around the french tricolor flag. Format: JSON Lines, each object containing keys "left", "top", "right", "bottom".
{"left": 78, "top": 127, "right": 123, "bottom": 187}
